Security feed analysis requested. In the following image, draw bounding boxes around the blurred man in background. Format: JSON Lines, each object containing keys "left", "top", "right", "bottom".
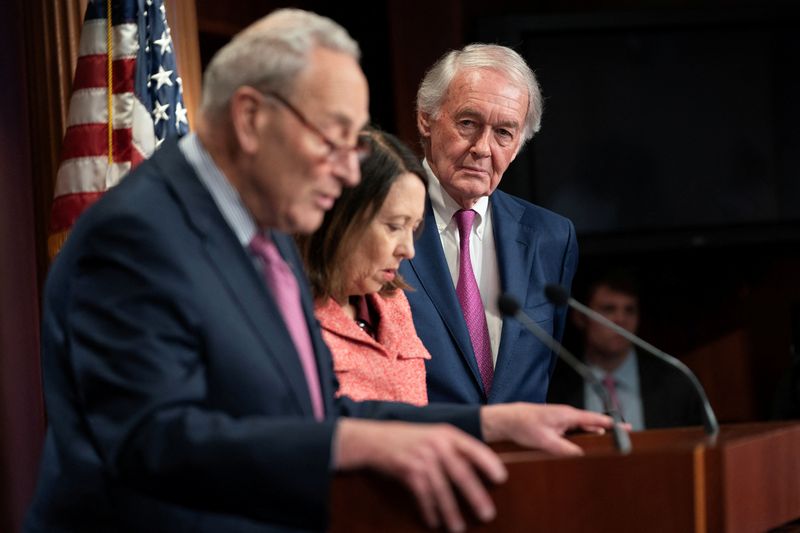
{"left": 548, "top": 271, "right": 703, "bottom": 430}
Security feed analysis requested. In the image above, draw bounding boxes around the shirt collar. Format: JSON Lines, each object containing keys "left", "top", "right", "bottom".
{"left": 589, "top": 348, "right": 639, "bottom": 392}
{"left": 179, "top": 133, "right": 260, "bottom": 247}
{"left": 424, "top": 159, "right": 490, "bottom": 240}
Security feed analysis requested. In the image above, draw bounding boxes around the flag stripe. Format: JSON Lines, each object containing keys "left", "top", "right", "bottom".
{"left": 129, "top": 144, "right": 146, "bottom": 168}
{"left": 67, "top": 89, "right": 138, "bottom": 128}
{"left": 79, "top": 20, "right": 138, "bottom": 58}
{"left": 73, "top": 55, "right": 136, "bottom": 92}
{"left": 54, "top": 158, "right": 132, "bottom": 196}
{"left": 60, "top": 123, "right": 132, "bottom": 162}
{"left": 49, "top": 192, "right": 106, "bottom": 232}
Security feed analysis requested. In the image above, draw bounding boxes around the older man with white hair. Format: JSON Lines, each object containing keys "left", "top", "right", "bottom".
{"left": 402, "top": 44, "right": 579, "bottom": 406}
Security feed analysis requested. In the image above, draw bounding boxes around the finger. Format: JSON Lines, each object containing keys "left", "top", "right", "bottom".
{"left": 442, "top": 443, "right": 497, "bottom": 524}
{"left": 577, "top": 425, "right": 607, "bottom": 435}
{"left": 566, "top": 410, "right": 615, "bottom": 431}
{"left": 426, "top": 456, "right": 465, "bottom": 533}
{"left": 579, "top": 420, "right": 631, "bottom": 433}
{"left": 452, "top": 431, "right": 508, "bottom": 484}
{"left": 407, "top": 463, "right": 440, "bottom": 529}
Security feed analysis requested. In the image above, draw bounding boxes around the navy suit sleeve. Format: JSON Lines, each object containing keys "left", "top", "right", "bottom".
{"left": 337, "top": 397, "right": 482, "bottom": 438}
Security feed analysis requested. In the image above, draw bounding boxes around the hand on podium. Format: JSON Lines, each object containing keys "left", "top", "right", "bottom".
{"left": 481, "top": 403, "right": 618, "bottom": 455}
{"left": 333, "top": 406, "right": 618, "bottom": 532}
{"left": 334, "top": 419, "right": 504, "bottom": 532}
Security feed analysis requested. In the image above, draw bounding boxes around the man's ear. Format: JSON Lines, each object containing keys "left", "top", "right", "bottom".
{"left": 229, "top": 87, "right": 265, "bottom": 155}
{"left": 417, "top": 111, "right": 432, "bottom": 139}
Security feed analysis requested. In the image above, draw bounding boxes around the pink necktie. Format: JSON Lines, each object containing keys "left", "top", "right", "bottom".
{"left": 603, "top": 374, "right": 622, "bottom": 417}
{"left": 250, "top": 234, "right": 324, "bottom": 421}
{"left": 454, "top": 209, "right": 494, "bottom": 395}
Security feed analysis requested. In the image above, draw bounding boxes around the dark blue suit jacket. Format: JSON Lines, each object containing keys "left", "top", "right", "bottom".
{"left": 400, "top": 191, "right": 578, "bottom": 405}
{"left": 25, "top": 141, "right": 479, "bottom": 533}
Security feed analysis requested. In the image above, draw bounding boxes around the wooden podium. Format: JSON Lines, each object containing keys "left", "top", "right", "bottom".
{"left": 330, "top": 422, "right": 800, "bottom": 532}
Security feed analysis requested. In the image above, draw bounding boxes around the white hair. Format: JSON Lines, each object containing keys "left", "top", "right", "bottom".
{"left": 200, "top": 9, "right": 360, "bottom": 116}
{"left": 417, "top": 43, "right": 543, "bottom": 143}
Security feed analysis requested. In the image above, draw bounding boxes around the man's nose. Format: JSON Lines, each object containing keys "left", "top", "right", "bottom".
{"left": 612, "top": 314, "right": 634, "bottom": 330}
{"left": 469, "top": 127, "right": 492, "bottom": 158}
{"left": 333, "top": 152, "right": 360, "bottom": 187}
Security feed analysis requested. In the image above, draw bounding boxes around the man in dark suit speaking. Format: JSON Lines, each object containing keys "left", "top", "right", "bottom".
{"left": 25, "top": 8, "right": 613, "bottom": 533}
{"left": 401, "top": 45, "right": 578, "bottom": 405}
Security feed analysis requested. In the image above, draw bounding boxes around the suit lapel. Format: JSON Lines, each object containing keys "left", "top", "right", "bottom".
{"left": 152, "top": 144, "right": 314, "bottom": 418}
{"left": 490, "top": 191, "right": 534, "bottom": 400}
{"left": 408, "top": 200, "right": 484, "bottom": 389}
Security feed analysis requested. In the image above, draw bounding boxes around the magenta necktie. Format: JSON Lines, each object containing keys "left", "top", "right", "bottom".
{"left": 603, "top": 374, "right": 623, "bottom": 417}
{"left": 250, "top": 234, "right": 324, "bottom": 421}
{"left": 454, "top": 209, "right": 494, "bottom": 394}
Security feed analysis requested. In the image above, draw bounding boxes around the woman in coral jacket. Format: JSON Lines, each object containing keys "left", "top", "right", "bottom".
{"left": 297, "top": 128, "right": 430, "bottom": 405}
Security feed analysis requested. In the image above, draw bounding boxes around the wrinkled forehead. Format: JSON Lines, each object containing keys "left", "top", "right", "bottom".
{"left": 443, "top": 68, "right": 528, "bottom": 116}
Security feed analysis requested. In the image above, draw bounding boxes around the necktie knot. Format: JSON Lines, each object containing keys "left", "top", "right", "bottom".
{"left": 249, "top": 234, "right": 281, "bottom": 266}
{"left": 454, "top": 209, "right": 477, "bottom": 244}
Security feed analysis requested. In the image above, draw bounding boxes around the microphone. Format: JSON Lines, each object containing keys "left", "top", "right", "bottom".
{"left": 498, "top": 294, "right": 631, "bottom": 454}
{"left": 544, "top": 284, "right": 719, "bottom": 438}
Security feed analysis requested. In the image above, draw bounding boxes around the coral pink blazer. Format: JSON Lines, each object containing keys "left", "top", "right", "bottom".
{"left": 315, "top": 291, "right": 430, "bottom": 406}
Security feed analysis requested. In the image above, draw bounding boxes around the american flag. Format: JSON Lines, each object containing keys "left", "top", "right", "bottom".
{"left": 48, "top": 0, "right": 189, "bottom": 257}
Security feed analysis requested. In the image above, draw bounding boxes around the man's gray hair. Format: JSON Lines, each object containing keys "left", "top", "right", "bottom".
{"left": 417, "top": 44, "right": 543, "bottom": 143}
{"left": 200, "top": 9, "right": 360, "bottom": 116}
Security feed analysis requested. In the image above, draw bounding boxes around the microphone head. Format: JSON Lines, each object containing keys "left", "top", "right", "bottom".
{"left": 544, "top": 284, "right": 569, "bottom": 306}
{"left": 497, "top": 294, "right": 521, "bottom": 316}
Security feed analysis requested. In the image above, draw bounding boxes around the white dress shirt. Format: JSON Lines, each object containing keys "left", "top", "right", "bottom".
{"left": 424, "top": 160, "right": 503, "bottom": 367}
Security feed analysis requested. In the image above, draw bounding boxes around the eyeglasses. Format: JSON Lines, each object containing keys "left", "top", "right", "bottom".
{"left": 262, "top": 91, "right": 371, "bottom": 163}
